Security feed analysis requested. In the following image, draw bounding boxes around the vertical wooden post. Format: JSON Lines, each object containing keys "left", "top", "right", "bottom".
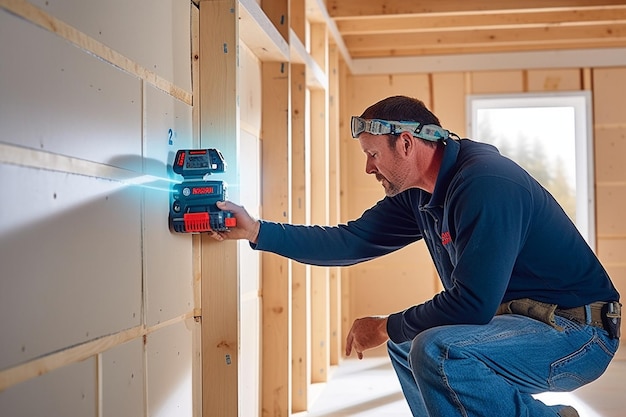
{"left": 199, "top": 2, "right": 240, "bottom": 415}
{"left": 290, "top": 63, "right": 310, "bottom": 412}
{"left": 261, "top": 61, "right": 293, "bottom": 417}
{"left": 327, "top": 43, "right": 342, "bottom": 366}
{"left": 309, "top": 22, "right": 330, "bottom": 384}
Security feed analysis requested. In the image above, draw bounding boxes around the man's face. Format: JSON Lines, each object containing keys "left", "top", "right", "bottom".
{"left": 358, "top": 133, "right": 410, "bottom": 197}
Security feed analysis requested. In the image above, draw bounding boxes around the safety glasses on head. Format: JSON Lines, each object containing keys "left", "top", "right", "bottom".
{"left": 350, "top": 116, "right": 449, "bottom": 142}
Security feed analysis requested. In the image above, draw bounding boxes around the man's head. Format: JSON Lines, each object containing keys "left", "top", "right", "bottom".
{"left": 357, "top": 95, "right": 445, "bottom": 149}
{"left": 354, "top": 96, "right": 446, "bottom": 196}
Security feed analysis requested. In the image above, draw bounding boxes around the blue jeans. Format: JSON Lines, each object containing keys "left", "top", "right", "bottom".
{"left": 388, "top": 314, "right": 619, "bottom": 416}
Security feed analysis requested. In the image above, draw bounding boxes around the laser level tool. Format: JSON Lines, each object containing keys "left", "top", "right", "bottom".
{"left": 169, "top": 149, "right": 236, "bottom": 233}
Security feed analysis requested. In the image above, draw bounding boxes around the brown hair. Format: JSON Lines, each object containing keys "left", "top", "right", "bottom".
{"left": 360, "top": 95, "right": 442, "bottom": 148}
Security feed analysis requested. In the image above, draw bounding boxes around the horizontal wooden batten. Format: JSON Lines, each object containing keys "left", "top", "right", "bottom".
{"left": 0, "top": 312, "right": 194, "bottom": 392}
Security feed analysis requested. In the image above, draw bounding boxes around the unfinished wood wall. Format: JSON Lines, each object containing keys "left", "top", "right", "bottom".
{"left": 344, "top": 67, "right": 626, "bottom": 360}
{"left": 0, "top": 0, "right": 198, "bottom": 415}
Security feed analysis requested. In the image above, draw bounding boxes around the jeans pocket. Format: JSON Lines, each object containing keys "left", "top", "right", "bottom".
{"left": 548, "top": 332, "right": 617, "bottom": 391}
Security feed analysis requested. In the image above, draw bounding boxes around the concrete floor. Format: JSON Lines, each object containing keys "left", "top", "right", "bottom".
{"left": 299, "top": 351, "right": 625, "bottom": 417}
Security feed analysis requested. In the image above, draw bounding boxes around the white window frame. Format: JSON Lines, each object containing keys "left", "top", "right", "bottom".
{"left": 467, "top": 92, "right": 595, "bottom": 249}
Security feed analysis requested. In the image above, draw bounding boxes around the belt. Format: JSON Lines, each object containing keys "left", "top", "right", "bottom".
{"left": 555, "top": 302, "right": 606, "bottom": 330}
{"left": 497, "top": 298, "right": 621, "bottom": 339}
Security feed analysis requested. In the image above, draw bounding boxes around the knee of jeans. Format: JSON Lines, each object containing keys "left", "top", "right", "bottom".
{"left": 409, "top": 328, "right": 447, "bottom": 370}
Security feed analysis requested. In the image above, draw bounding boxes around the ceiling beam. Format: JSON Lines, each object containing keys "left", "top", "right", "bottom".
{"left": 344, "top": 22, "right": 626, "bottom": 57}
{"left": 328, "top": 0, "right": 626, "bottom": 18}
{"left": 335, "top": 7, "right": 626, "bottom": 35}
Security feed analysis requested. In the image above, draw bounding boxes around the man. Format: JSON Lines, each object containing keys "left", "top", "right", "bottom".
{"left": 211, "top": 95, "right": 620, "bottom": 416}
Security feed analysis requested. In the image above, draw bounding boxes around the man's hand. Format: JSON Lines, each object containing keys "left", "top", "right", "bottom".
{"left": 345, "top": 316, "right": 389, "bottom": 360}
{"left": 209, "top": 201, "right": 261, "bottom": 243}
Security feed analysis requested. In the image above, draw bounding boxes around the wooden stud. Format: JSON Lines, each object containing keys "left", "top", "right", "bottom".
{"left": 199, "top": 2, "right": 240, "bottom": 416}
{"left": 328, "top": 44, "right": 342, "bottom": 366}
{"left": 309, "top": 22, "right": 330, "bottom": 384}
{"left": 261, "top": 60, "right": 293, "bottom": 417}
{"left": 290, "top": 63, "right": 310, "bottom": 413}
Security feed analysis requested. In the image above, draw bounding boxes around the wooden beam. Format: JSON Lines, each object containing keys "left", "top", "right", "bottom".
{"left": 290, "top": 62, "right": 310, "bottom": 413}
{"left": 328, "top": 44, "right": 342, "bottom": 366}
{"left": 199, "top": 2, "right": 240, "bottom": 416}
{"left": 335, "top": 6, "right": 626, "bottom": 35}
{"left": 309, "top": 22, "right": 330, "bottom": 384}
{"left": 261, "top": 61, "right": 293, "bottom": 417}
{"left": 344, "top": 23, "right": 626, "bottom": 57}
{"left": 327, "top": 0, "right": 626, "bottom": 18}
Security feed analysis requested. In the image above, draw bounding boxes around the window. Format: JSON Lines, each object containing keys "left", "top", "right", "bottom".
{"left": 467, "top": 92, "right": 595, "bottom": 248}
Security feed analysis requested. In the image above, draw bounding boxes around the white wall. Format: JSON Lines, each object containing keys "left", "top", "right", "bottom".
{"left": 0, "top": 1, "right": 196, "bottom": 415}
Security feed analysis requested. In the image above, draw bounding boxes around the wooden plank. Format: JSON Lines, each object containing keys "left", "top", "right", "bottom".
{"left": 290, "top": 0, "right": 306, "bottom": 42}
{"left": 240, "top": 0, "right": 290, "bottom": 61}
{"left": 593, "top": 68, "right": 626, "bottom": 124}
{"left": 343, "top": 23, "right": 626, "bottom": 56}
{"left": 199, "top": 2, "right": 240, "bottom": 416}
{"left": 470, "top": 70, "right": 525, "bottom": 94}
{"left": 350, "top": 48, "right": 626, "bottom": 75}
{"left": 309, "top": 22, "right": 330, "bottom": 384}
{"left": 328, "top": 0, "right": 626, "bottom": 18}
{"left": 259, "top": 0, "right": 289, "bottom": 41}
{"left": 328, "top": 44, "right": 342, "bottom": 366}
{"left": 261, "top": 60, "right": 292, "bottom": 416}
{"left": 431, "top": 72, "right": 467, "bottom": 138}
{"left": 526, "top": 68, "right": 582, "bottom": 91}
{"left": 335, "top": 7, "right": 626, "bottom": 34}
{"left": 290, "top": 63, "right": 310, "bottom": 413}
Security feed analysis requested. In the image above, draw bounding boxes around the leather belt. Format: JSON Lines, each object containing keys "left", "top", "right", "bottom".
{"left": 555, "top": 302, "right": 606, "bottom": 330}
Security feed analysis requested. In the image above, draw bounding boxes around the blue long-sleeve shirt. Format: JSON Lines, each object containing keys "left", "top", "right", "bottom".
{"left": 252, "top": 138, "right": 619, "bottom": 343}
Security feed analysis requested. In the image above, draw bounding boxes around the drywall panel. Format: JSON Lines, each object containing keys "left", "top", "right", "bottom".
{"left": 146, "top": 320, "right": 193, "bottom": 417}
{"left": 470, "top": 70, "right": 524, "bottom": 94}
{"left": 527, "top": 69, "right": 581, "bottom": 91}
{"left": 0, "top": 10, "right": 142, "bottom": 170}
{"left": 595, "top": 126, "right": 626, "bottom": 183}
{"left": 28, "top": 0, "right": 191, "bottom": 90}
{"left": 0, "top": 164, "right": 142, "bottom": 370}
{"left": 593, "top": 68, "right": 626, "bottom": 125}
{"left": 102, "top": 339, "right": 146, "bottom": 417}
{"left": 144, "top": 85, "right": 193, "bottom": 327}
{"left": 0, "top": 356, "right": 97, "bottom": 417}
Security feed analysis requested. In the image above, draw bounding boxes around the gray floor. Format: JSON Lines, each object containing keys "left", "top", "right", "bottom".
{"left": 299, "top": 352, "right": 625, "bottom": 417}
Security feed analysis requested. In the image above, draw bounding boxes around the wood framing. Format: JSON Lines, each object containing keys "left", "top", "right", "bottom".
{"left": 199, "top": 1, "right": 241, "bottom": 415}
{"left": 261, "top": 60, "right": 293, "bottom": 416}
{"left": 290, "top": 63, "right": 310, "bottom": 413}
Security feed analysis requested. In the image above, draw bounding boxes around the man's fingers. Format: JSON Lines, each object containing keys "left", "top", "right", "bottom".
{"left": 345, "top": 332, "right": 353, "bottom": 356}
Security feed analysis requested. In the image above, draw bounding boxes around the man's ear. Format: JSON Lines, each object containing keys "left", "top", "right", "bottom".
{"left": 399, "top": 132, "right": 414, "bottom": 155}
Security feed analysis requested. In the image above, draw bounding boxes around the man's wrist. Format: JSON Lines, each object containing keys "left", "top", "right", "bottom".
{"left": 249, "top": 220, "right": 261, "bottom": 244}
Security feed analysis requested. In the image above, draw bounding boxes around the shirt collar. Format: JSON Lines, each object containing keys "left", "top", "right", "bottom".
{"left": 426, "top": 138, "right": 461, "bottom": 208}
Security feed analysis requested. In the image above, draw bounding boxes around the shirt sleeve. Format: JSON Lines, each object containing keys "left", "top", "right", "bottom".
{"left": 252, "top": 192, "right": 423, "bottom": 266}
